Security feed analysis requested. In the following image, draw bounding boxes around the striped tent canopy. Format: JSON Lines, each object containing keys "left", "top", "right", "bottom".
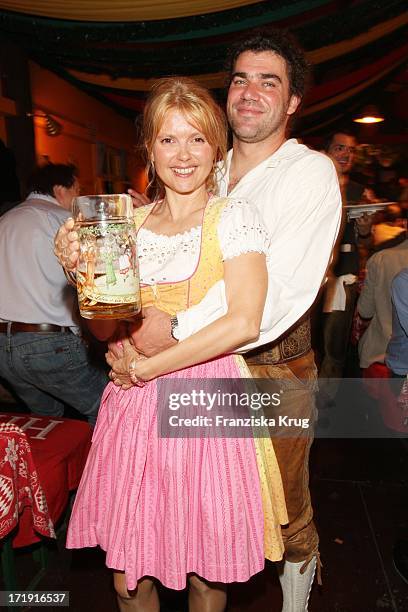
{"left": 0, "top": 0, "right": 406, "bottom": 135}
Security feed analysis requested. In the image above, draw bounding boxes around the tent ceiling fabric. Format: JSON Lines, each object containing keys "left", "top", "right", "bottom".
{"left": 64, "top": 13, "right": 408, "bottom": 91}
{"left": 0, "top": 0, "right": 264, "bottom": 21}
{"left": 0, "top": 0, "right": 406, "bottom": 134}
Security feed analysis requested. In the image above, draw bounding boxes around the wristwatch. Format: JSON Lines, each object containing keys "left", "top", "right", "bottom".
{"left": 170, "top": 315, "right": 180, "bottom": 341}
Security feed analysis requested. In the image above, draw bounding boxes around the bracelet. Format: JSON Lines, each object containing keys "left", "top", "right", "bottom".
{"left": 129, "top": 358, "right": 147, "bottom": 387}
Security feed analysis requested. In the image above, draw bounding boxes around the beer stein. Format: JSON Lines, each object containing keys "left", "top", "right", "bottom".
{"left": 72, "top": 194, "right": 141, "bottom": 319}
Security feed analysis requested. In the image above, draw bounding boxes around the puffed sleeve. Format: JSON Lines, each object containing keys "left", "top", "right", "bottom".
{"left": 217, "top": 197, "right": 270, "bottom": 261}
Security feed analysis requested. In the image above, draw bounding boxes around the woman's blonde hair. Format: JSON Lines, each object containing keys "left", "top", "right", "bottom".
{"left": 143, "top": 77, "right": 228, "bottom": 200}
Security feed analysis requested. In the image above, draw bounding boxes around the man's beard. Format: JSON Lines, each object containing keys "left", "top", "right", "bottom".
{"left": 228, "top": 105, "right": 287, "bottom": 144}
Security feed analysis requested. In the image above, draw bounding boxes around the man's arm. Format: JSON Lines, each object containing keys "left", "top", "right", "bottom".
{"left": 122, "top": 253, "right": 267, "bottom": 381}
{"left": 178, "top": 154, "right": 341, "bottom": 346}
{"left": 130, "top": 154, "right": 341, "bottom": 356}
{"left": 357, "top": 256, "right": 377, "bottom": 319}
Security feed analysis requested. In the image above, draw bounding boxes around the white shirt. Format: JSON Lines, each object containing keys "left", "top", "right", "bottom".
{"left": 138, "top": 197, "right": 270, "bottom": 285}
{"left": 0, "top": 195, "right": 79, "bottom": 329}
{"left": 176, "top": 139, "right": 342, "bottom": 351}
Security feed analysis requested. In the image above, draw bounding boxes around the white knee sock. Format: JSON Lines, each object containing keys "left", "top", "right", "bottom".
{"left": 277, "top": 557, "right": 316, "bottom": 612}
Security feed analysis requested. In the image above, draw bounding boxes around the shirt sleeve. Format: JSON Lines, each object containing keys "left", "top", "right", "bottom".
{"left": 392, "top": 269, "right": 408, "bottom": 336}
{"left": 217, "top": 197, "right": 270, "bottom": 260}
{"left": 239, "top": 153, "right": 341, "bottom": 351}
{"left": 357, "top": 255, "right": 377, "bottom": 319}
{"left": 177, "top": 280, "right": 228, "bottom": 341}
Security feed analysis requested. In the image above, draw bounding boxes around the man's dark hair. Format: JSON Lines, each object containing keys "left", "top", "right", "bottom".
{"left": 226, "top": 29, "right": 309, "bottom": 99}
{"left": 324, "top": 129, "right": 358, "bottom": 152}
{"left": 28, "top": 163, "right": 77, "bottom": 196}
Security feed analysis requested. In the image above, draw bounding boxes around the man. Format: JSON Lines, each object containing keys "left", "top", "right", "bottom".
{"left": 358, "top": 233, "right": 408, "bottom": 373}
{"left": 116, "top": 32, "right": 341, "bottom": 610}
{"left": 325, "top": 131, "right": 364, "bottom": 203}
{"left": 0, "top": 163, "right": 108, "bottom": 426}
{"left": 385, "top": 268, "right": 408, "bottom": 585}
{"left": 356, "top": 235, "right": 408, "bottom": 432}
{"left": 319, "top": 131, "right": 374, "bottom": 388}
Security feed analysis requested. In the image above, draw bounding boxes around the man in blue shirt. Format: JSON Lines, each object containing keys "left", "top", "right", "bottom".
{"left": 386, "top": 268, "right": 408, "bottom": 376}
{"left": 385, "top": 268, "right": 408, "bottom": 584}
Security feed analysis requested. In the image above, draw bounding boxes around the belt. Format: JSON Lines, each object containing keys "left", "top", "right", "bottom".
{"left": 0, "top": 322, "right": 71, "bottom": 334}
{"left": 246, "top": 317, "right": 311, "bottom": 365}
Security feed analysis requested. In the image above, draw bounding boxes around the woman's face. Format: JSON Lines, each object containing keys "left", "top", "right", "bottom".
{"left": 151, "top": 109, "right": 214, "bottom": 198}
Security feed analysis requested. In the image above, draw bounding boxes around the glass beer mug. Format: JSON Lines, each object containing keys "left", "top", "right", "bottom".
{"left": 72, "top": 194, "right": 141, "bottom": 319}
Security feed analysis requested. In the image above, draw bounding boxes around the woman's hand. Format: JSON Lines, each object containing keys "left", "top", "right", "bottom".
{"left": 106, "top": 338, "right": 147, "bottom": 389}
{"left": 54, "top": 217, "right": 80, "bottom": 271}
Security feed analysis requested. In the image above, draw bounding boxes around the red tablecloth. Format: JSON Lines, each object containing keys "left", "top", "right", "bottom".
{"left": 362, "top": 364, "right": 408, "bottom": 433}
{"left": 0, "top": 423, "right": 55, "bottom": 543}
{"left": 0, "top": 413, "right": 92, "bottom": 548}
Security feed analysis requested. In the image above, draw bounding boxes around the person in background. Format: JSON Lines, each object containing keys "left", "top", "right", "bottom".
{"left": 0, "top": 163, "right": 107, "bottom": 426}
{"left": 356, "top": 233, "right": 408, "bottom": 431}
{"left": 385, "top": 268, "right": 408, "bottom": 584}
{"left": 373, "top": 148, "right": 402, "bottom": 202}
{"left": 372, "top": 203, "right": 406, "bottom": 248}
{"left": 358, "top": 231, "right": 408, "bottom": 372}
{"left": 324, "top": 131, "right": 364, "bottom": 203}
{"left": 110, "top": 31, "right": 342, "bottom": 611}
{"left": 320, "top": 131, "right": 375, "bottom": 389}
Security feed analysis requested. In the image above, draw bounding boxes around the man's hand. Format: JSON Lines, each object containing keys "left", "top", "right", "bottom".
{"left": 105, "top": 320, "right": 132, "bottom": 362}
{"left": 106, "top": 341, "right": 124, "bottom": 364}
{"left": 129, "top": 306, "right": 176, "bottom": 357}
{"left": 128, "top": 189, "right": 150, "bottom": 208}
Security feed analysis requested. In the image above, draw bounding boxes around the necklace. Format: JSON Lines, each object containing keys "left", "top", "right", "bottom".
{"left": 228, "top": 176, "right": 241, "bottom": 194}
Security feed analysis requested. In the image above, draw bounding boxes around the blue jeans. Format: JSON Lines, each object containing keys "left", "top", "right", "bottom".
{"left": 0, "top": 331, "right": 108, "bottom": 426}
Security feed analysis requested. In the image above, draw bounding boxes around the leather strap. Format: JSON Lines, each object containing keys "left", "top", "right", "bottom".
{"left": 245, "top": 317, "right": 311, "bottom": 365}
{"left": 0, "top": 322, "right": 70, "bottom": 333}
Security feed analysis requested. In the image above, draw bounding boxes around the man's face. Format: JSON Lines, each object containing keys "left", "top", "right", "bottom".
{"left": 227, "top": 50, "right": 300, "bottom": 144}
{"left": 327, "top": 134, "right": 357, "bottom": 175}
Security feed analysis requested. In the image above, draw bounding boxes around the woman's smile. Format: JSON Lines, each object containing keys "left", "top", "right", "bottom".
{"left": 152, "top": 109, "right": 214, "bottom": 196}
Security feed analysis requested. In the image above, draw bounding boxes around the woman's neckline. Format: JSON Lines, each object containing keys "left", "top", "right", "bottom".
{"left": 139, "top": 225, "right": 202, "bottom": 240}
{"left": 141, "top": 195, "right": 214, "bottom": 238}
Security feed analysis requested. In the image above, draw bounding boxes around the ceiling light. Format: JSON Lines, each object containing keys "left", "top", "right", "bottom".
{"left": 353, "top": 105, "right": 384, "bottom": 124}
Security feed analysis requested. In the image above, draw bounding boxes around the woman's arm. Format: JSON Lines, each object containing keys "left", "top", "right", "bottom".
{"left": 130, "top": 251, "right": 267, "bottom": 381}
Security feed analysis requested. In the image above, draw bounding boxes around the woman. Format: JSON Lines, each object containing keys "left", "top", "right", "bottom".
{"left": 55, "top": 77, "right": 287, "bottom": 611}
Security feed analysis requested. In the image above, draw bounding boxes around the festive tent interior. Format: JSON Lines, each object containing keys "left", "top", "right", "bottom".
{"left": 1, "top": 1, "right": 406, "bottom": 128}
{"left": 0, "top": 4, "right": 408, "bottom": 610}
